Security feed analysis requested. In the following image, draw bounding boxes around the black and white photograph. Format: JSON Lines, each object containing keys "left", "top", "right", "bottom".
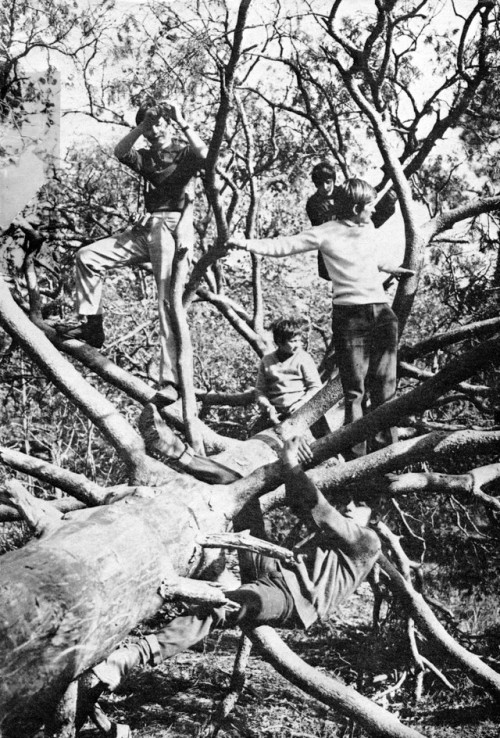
{"left": 1, "top": 1, "right": 499, "bottom": 736}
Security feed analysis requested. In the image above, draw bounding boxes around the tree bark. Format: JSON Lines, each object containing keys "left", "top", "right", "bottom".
{"left": 0, "top": 474, "right": 241, "bottom": 736}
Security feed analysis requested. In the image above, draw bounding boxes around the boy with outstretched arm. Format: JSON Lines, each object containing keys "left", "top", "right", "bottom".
{"left": 230, "top": 178, "right": 414, "bottom": 457}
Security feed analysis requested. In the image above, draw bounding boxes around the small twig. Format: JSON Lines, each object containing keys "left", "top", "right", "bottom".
{"left": 421, "top": 656, "right": 455, "bottom": 691}
{"left": 372, "top": 670, "right": 408, "bottom": 702}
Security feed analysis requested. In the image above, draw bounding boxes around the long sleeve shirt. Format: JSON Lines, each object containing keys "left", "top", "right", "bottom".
{"left": 278, "top": 465, "right": 380, "bottom": 628}
{"left": 256, "top": 349, "right": 322, "bottom": 412}
{"left": 245, "top": 220, "right": 398, "bottom": 305}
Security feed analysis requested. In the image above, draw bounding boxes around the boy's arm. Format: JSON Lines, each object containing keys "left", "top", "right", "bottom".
{"left": 282, "top": 438, "right": 380, "bottom": 559}
{"left": 255, "top": 362, "right": 280, "bottom": 423}
{"left": 228, "top": 227, "right": 323, "bottom": 258}
{"left": 289, "top": 354, "right": 322, "bottom": 412}
{"left": 378, "top": 263, "right": 415, "bottom": 278}
{"left": 165, "top": 101, "right": 208, "bottom": 160}
{"left": 114, "top": 119, "right": 149, "bottom": 164}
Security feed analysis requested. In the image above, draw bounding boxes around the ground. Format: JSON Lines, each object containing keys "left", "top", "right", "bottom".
{"left": 78, "top": 583, "right": 500, "bottom": 738}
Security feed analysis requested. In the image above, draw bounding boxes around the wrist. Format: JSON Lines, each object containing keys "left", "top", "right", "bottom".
{"left": 180, "top": 123, "right": 191, "bottom": 133}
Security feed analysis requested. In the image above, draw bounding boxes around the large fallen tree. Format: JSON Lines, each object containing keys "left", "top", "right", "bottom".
{"left": 1, "top": 2, "right": 500, "bottom": 737}
{"left": 1, "top": 271, "right": 500, "bottom": 736}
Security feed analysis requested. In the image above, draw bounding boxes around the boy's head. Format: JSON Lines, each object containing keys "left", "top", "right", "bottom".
{"left": 335, "top": 178, "right": 377, "bottom": 224}
{"left": 311, "top": 162, "right": 336, "bottom": 196}
{"left": 271, "top": 317, "right": 305, "bottom": 356}
{"left": 136, "top": 102, "right": 172, "bottom": 146}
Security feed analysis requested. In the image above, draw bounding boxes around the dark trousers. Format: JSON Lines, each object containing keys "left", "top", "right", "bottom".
{"left": 332, "top": 303, "right": 398, "bottom": 457}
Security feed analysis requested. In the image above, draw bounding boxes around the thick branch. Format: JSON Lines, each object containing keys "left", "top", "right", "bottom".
{"left": 0, "top": 277, "right": 148, "bottom": 481}
{"left": 247, "top": 626, "right": 425, "bottom": 738}
{"left": 422, "top": 195, "right": 500, "bottom": 241}
{"left": 399, "top": 316, "right": 500, "bottom": 361}
{"left": 0, "top": 446, "right": 107, "bottom": 505}
{"left": 0, "top": 479, "right": 63, "bottom": 536}
{"left": 387, "top": 464, "right": 500, "bottom": 513}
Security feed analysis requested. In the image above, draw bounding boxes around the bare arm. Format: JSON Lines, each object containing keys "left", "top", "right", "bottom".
{"left": 281, "top": 438, "right": 380, "bottom": 559}
{"left": 165, "top": 101, "right": 208, "bottom": 160}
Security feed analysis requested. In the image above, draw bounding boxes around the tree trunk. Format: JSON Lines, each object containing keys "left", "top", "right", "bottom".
{"left": 0, "top": 475, "right": 241, "bottom": 736}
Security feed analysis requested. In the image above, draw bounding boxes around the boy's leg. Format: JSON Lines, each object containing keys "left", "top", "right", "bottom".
{"left": 90, "top": 575, "right": 294, "bottom": 694}
{"left": 146, "top": 214, "right": 194, "bottom": 390}
{"left": 331, "top": 305, "right": 371, "bottom": 457}
{"left": 139, "top": 403, "right": 242, "bottom": 484}
{"left": 59, "top": 225, "right": 149, "bottom": 347}
{"left": 367, "top": 304, "right": 399, "bottom": 448}
{"left": 75, "top": 227, "right": 149, "bottom": 316}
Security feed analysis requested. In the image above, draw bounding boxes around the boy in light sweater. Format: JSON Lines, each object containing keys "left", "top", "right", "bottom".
{"left": 255, "top": 317, "right": 322, "bottom": 427}
{"left": 230, "top": 178, "right": 414, "bottom": 457}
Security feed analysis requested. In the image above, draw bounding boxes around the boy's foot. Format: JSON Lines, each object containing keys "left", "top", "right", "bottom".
{"left": 153, "top": 384, "right": 179, "bottom": 408}
{"left": 75, "top": 671, "right": 106, "bottom": 732}
{"left": 55, "top": 316, "right": 105, "bottom": 349}
{"left": 138, "top": 403, "right": 193, "bottom": 465}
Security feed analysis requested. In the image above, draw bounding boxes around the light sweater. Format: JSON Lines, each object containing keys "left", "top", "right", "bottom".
{"left": 246, "top": 220, "right": 397, "bottom": 305}
{"left": 256, "top": 349, "right": 322, "bottom": 412}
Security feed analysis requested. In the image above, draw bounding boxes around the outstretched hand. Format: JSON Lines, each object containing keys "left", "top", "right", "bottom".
{"left": 227, "top": 231, "right": 247, "bottom": 250}
{"left": 393, "top": 266, "right": 415, "bottom": 279}
{"left": 281, "top": 436, "right": 313, "bottom": 469}
{"left": 160, "top": 100, "right": 184, "bottom": 125}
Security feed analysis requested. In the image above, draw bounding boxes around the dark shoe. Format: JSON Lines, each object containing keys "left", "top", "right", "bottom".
{"left": 138, "top": 403, "right": 193, "bottom": 465}
{"left": 153, "top": 384, "right": 179, "bottom": 408}
{"left": 75, "top": 671, "right": 106, "bottom": 732}
{"left": 56, "top": 318, "right": 105, "bottom": 349}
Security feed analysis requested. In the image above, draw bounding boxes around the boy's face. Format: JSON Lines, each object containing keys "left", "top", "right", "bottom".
{"left": 142, "top": 114, "right": 172, "bottom": 147}
{"left": 317, "top": 177, "right": 335, "bottom": 197}
{"left": 351, "top": 197, "right": 376, "bottom": 225}
{"left": 278, "top": 334, "right": 303, "bottom": 357}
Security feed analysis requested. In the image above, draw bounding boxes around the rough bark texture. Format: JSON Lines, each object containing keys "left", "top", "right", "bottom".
{"left": 0, "top": 476, "right": 237, "bottom": 736}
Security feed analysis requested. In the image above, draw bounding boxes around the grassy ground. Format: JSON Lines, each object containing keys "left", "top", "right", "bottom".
{"left": 78, "top": 582, "right": 500, "bottom": 738}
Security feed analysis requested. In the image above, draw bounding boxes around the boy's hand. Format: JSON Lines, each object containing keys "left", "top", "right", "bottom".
{"left": 281, "top": 436, "right": 313, "bottom": 469}
{"left": 160, "top": 100, "right": 184, "bottom": 125}
{"left": 227, "top": 232, "right": 247, "bottom": 250}
{"left": 137, "top": 107, "right": 161, "bottom": 130}
{"left": 393, "top": 266, "right": 415, "bottom": 279}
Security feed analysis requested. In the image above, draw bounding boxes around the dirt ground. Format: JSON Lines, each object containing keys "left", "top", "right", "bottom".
{"left": 78, "top": 583, "right": 500, "bottom": 738}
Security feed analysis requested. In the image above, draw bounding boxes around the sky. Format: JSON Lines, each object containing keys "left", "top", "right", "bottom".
{"left": 3, "top": 0, "right": 487, "bottom": 234}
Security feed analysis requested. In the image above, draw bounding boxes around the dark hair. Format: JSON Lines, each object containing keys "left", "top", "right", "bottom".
{"left": 270, "top": 317, "right": 306, "bottom": 345}
{"left": 311, "top": 162, "right": 336, "bottom": 187}
{"left": 135, "top": 102, "right": 169, "bottom": 126}
{"left": 334, "top": 178, "right": 377, "bottom": 219}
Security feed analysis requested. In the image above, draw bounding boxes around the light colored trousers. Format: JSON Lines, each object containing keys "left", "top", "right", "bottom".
{"left": 75, "top": 212, "right": 193, "bottom": 386}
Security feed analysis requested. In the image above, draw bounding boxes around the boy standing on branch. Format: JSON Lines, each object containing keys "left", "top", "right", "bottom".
{"left": 57, "top": 101, "right": 207, "bottom": 404}
{"left": 230, "top": 178, "right": 414, "bottom": 458}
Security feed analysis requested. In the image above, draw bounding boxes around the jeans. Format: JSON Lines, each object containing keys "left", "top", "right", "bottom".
{"left": 332, "top": 303, "right": 398, "bottom": 457}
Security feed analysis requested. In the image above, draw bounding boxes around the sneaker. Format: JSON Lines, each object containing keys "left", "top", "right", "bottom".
{"left": 75, "top": 671, "right": 105, "bottom": 732}
{"left": 138, "top": 403, "right": 192, "bottom": 464}
{"left": 55, "top": 319, "right": 105, "bottom": 349}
